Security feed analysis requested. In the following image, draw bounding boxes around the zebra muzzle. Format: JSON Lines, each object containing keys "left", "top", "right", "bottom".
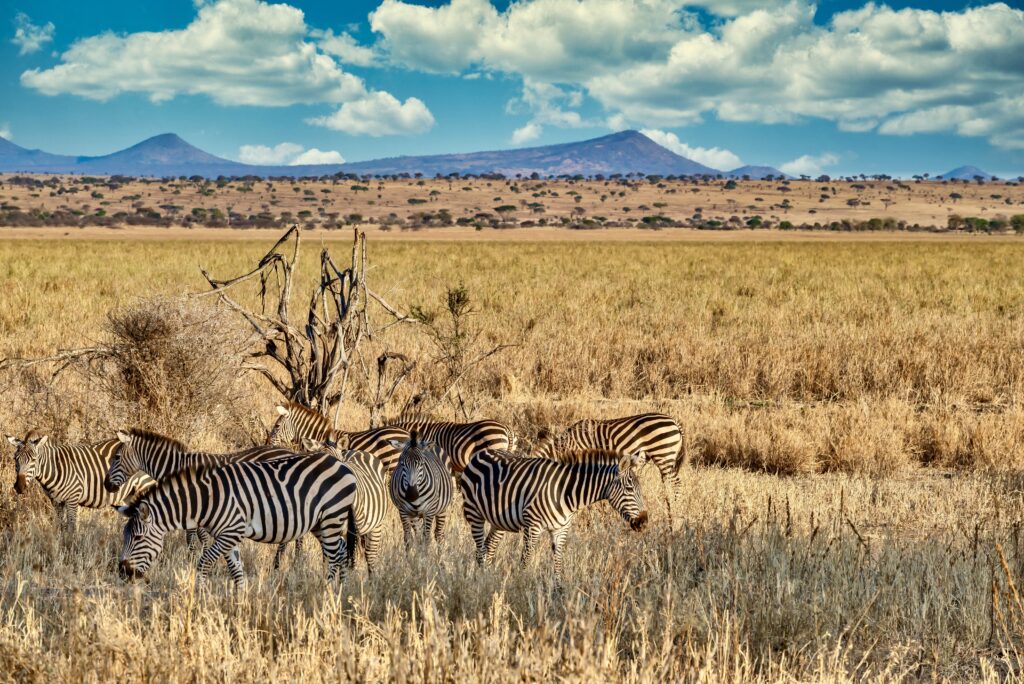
{"left": 118, "top": 560, "right": 143, "bottom": 581}
{"left": 13, "top": 475, "right": 26, "bottom": 495}
{"left": 405, "top": 485, "right": 420, "bottom": 501}
{"left": 630, "top": 511, "right": 649, "bottom": 532}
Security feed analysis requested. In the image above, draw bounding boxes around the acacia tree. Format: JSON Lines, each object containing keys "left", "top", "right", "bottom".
{"left": 198, "top": 226, "right": 414, "bottom": 419}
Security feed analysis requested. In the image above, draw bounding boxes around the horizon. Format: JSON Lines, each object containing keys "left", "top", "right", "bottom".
{"left": 1, "top": 1, "right": 1023, "bottom": 177}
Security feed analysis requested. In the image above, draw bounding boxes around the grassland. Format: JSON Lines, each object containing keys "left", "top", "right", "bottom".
{"left": 3, "top": 173, "right": 1024, "bottom": 232}
{"left": 2, "top": 236, "right": 1024, "bottom": 681}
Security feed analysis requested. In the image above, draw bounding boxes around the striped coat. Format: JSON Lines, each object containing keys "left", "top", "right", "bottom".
{"left": 388, "top": 417, "right": 515, "bottom": 474}
{"left": 535, "top": 413, "right": 682, "bottom": 520}
{"left": 269, "top": 402, "right": 409, "bottom": 472}
{"left": 388, "top": 432, "right": 453, "bottom": 546}
{"left": 116, "top": 453, "right": 357, "bottom": 585}
{"left": 460, "top": 449, "right": 649, "bottom": 576}
{"left": 7, "top": 431, "right": 153, "bottom": 534}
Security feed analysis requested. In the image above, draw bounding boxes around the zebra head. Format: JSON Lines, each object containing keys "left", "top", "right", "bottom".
{"left": 605, "top": 450, "right": 649, "bottom": 532}
{"left": 267, "top": 405, "right": 297, "bottom": 446}
{"left": 115, "top": 500, "right": 165, "bottom": 581}
{"left": 7, "top": 432, "right": 49, "bottom": 494}
{"left": 389, "top": 431, "right": 437, "bottom": 503}
{"left": 533, "top": 428, "right": 561, "bottom": 458}
{"left": 105, "top": 430, "right": 142, "bottom": 493}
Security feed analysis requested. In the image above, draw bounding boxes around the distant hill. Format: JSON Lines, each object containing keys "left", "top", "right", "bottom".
{"left": 726, "top": 165, "right": 789, "bottom": 180}
{"left": 341, "top": 130, "right": 720, "bottom": 177}
{"left": 936, "top": 165, "right": 993, "bottom": 181}
{"left": 0, "top": 130, "right": 723, "bottom": 179}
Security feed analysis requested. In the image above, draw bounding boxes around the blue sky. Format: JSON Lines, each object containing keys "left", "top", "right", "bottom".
{"left": 1, "top": 0, "right": 1023, "bottom": 176}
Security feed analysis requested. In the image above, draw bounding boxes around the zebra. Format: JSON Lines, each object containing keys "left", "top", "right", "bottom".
{"left": 103, "top": 428, "right": 297, "bottom": 557}
{"left": 534, "top": 413, "right": 683, "bottom": 521}
{"left": 282, "top": 440, "right": 390, "bottom": 572}
{"left": 115, "top": 452, "right": 357, "bottom": 586}
{"left": 388, "top": 431, "right": 453, "bottom": 546}
{"left": 268, "top": 402, "right": 409, "bottom": 472}
{"left": 460, "top": 449, "right": 649, "bottom": 577}
{"left": 387, "top": 417, "right": 515, "bottom": 474}
{"left": 6, "top": 431, "right": 153, "bottom": 534}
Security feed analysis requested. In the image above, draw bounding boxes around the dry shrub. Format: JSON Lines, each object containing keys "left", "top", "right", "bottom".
{"left": 818, "top": 401, "right": 912, "bottom": 476}
{"left": 96, "top": 297, "right": 256, "bottom": 446}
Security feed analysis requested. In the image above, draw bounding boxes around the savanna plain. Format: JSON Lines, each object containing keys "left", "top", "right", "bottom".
{"left": 2, "top": 235, "right": 1024, "bottom": 682}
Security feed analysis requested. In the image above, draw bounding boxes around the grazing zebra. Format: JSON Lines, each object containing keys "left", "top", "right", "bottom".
{"left": 388, "top": 431, "right": 453, "bottom": 546}
{"left": 268, "top": 402, "right": 409, "bottom": 472}
{"left": 387, "top": 417, "right": 515, "bottom": 474}
{"left": 6, "top": 431, "right": 153, "bottom": 534}
{"left": 534, "top": 413, "right": 682, "bottom": 520}
{"left": 279, "top": 440, "right": 390, "bottom": 572}
{"left": 116, "top": 452, "right": 357, "bottom": 586}
{"left": 104, "top": 428, "right": 298, "bottom": 559}
{"left": 460, "top": 449, "right": 649, "bottom": 577}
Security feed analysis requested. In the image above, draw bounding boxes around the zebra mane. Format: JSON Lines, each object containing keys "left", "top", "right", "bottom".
{"left": 127, "top": 428, "right": 189, "bottom": 452}
{"left": 283, "top": 401, "right": 334, "bottom": 432}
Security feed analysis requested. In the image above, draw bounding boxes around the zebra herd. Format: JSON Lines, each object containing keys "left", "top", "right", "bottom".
{"left": 6, "top": 405, "right": 684, "bottom": 585}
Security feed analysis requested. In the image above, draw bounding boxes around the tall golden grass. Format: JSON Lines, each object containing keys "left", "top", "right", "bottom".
{"left": 1, "top": 236, "right": 1024, "bottom": 680}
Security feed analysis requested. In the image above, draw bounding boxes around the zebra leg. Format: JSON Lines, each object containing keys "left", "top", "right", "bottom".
{"left": 362, "top": 528, "right": 383, "bottom": 573}
{"left": 433, "top": 509, "right": 449, "bottom": 545}
{"left": 195, "top": 528, "right": 244, "bottom": 586}
{"left": 272, "top": 543, "right": 289, "bottom": 571}
{"left": 551, "top": 524, "right": 570, "bottom": 578}
{"left": 52, "top": 501, "right": 67, "bottom": 529}
{"left": 483, "top": 528, "right": 505, "bottom": 565}
{"left": 399, "top": 512, "right": 416, "bottom": 548}
{"left": 520, "top": 527, "right": 542, "bottom": 569}
{"left": 313, "top": 525, "right": 349, "bottom": 583}
{"left": 294, "top": 536, "right": 304, "bottom": 560}
{"left": 467, "top": 517, "right": 488, "bottom": 565}
{"left": 225, "top": 546, "right": 245, "bottom": 585}
{"left": 186, "top": 530, "right": 200, "bottom": 552}
{"left": 655, "top": 458, "right": 682, "bottom": 527}
{"left": 64, "top": 503, "right": 79, "bottom": 536}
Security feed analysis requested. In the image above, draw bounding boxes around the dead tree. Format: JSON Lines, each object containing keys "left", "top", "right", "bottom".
{"left": 198, "top": 226, "right": 413, "bottom": 415}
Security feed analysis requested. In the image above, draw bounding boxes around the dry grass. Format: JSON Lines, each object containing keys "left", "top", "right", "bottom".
{"left": 2, "top": 235, "right": 1024, "bottom": 680}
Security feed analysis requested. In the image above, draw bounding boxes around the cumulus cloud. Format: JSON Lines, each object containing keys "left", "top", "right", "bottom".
{"left": 313, "top": 29, "right": 377, "bottom": 66}
{"left": 370, "top": 0, "right": 1024, "bottom": 149}
{"left": 309, "top": 91, "right": 435, "bottom": 136}
{"left": 511, "top": 122, "right": 542, "bottom": 145}
{"left": 238, "top": 142, "right": 344, "bottom": 165}
{"left": 641, "top": 128, "right": 742, "bottom": 170}
{"left": 22, "top": 0, "right": 364, "bottom": 105}
{"left": 0, "top": 123, "right": 11, "bottom": 140}
{"left": 12, "top": 13, "right": 54, "bottom": 55}
{"left": 18, "top": 0, "right": 434, "bottom": 138}
{"left": 779, "top": 153, "right": 839, "bottom": 177}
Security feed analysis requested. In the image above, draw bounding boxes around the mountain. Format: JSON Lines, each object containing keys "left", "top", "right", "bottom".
{"left": 0, "top": 136, "right": 78, "bottom": 171}
{"left": 937, "top": 165, "right": 993, "bottom": 181}
{"left": 0, "top": 130, "right": 723, "bottom": 178}
{"left": 726, "top": 165, "right": 788, "bottom": 180}
{"left": 341, "top": 130, "right": 721, "bottom": 177}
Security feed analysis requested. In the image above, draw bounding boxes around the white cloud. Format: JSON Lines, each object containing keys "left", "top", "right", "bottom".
{"left": 238, "top": 142, "right": 344, "bottom": 165}
{"left": 291, "top": 148, "right": 345, "bottom": 164}
{"left": 641, "top": 129, "right": 742, "bottom": 170}
{"left": 371, "top": 0, "right": 1024, "bottom": 149}
{"left": 309, "top": 91, "right": 435, "bottom": 136}
{"left": 779, "top": 153, "right": 839, "bottom": 177}
{"left": 22, "top": 0, "right": 365, "bottom": 106}
{"left": 12, "top": 13, "right": 54, "bottom": 55}
{"left": 313, "top": 29, "right": 377, "bottom": 67}
{"left": 0, "top": 123, "right": 11, "bottom": 140}
{"left": 511, "top": 122, "right": 542, "bottom": 145}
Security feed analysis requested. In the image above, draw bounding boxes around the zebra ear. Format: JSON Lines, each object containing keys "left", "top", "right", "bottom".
{"left": 388, "top": 439, "right": 407, "bottom": 451}
{"left": 631, "top": 450, "right": 648, "bottom": 469}
{"left": 275, "top": 405, "right": 289, "bottom": 416}
{"left": 115, "top": 504, "right": 133, "bottom": 517}
{"left": 301, "top": 437, "right": 322, "bottom": 452}
{"left": 6, "top": 435, "right": 22, "bottom": 447}
{"left": 137, "top": 502, "right": 152, "bottom": 521}
{"left": 32, "top": 435, "right": 49, "bottom": 448}
{"left": 536, "top": 428, "right": 552, "bottom": 441}
{"left": 116, "top": 430, "right": 131, "bottom": 444}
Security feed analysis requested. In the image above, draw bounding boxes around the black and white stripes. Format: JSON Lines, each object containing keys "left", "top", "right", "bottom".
{"left": 459, "top": 449, "right": 648, "bottom": 576}
{"left": 116, "top": 452, "right": 357, "bottom": 585}
{"left": 7, "top": 431, "right": 153, "bottom": 533}
{"left": 388, "top": 431, "right": 453, "bottom": 546}
{"left": 388, "top": 418, "right": 515, "bottom": 474}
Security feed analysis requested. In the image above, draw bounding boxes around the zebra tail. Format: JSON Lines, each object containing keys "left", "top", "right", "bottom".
{"left": 345, "top": 513, "right": 359, "bottom": 567}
